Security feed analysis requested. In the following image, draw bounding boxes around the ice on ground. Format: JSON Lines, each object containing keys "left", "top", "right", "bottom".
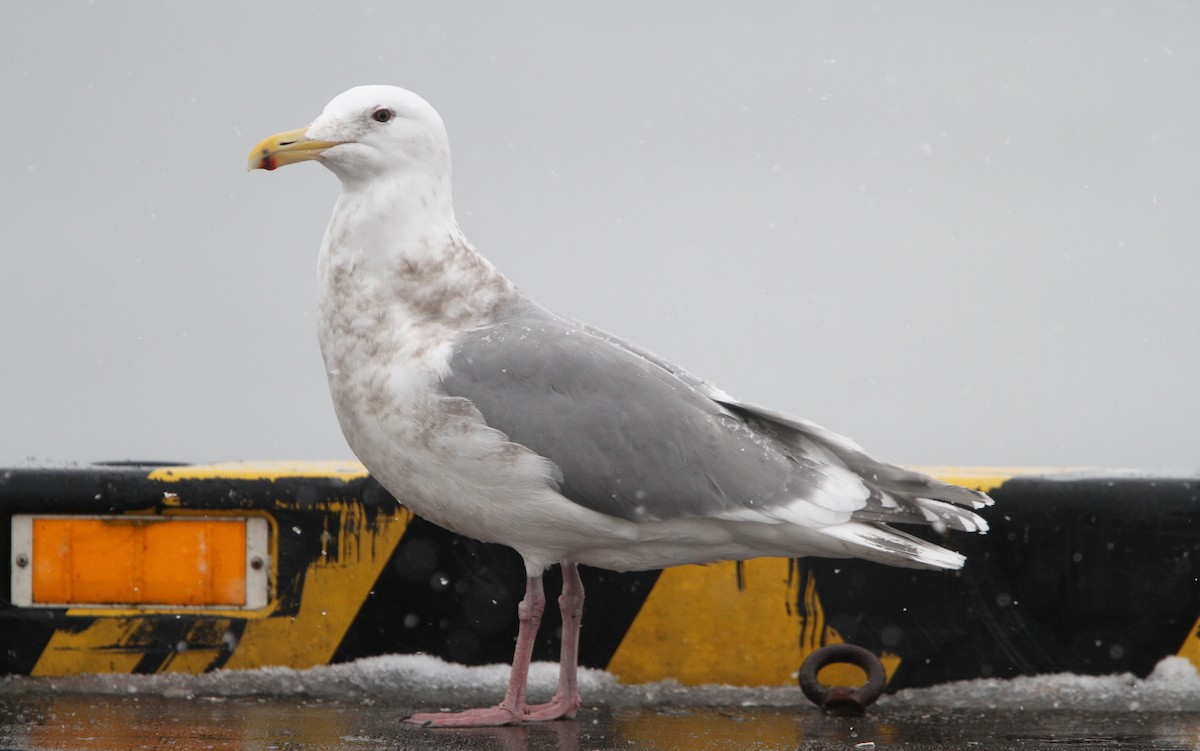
{"left": 0, "top": 655, "right": 624, "bottom": 706}
{"left": 2, "top": 654, "right": 1198, "bottom": 713}
{"left": 884, "top": 656, "right": 1200, "bottom": 713}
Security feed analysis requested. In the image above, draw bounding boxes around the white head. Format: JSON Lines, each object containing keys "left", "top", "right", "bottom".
{"left": 249, "top": 85, "right": 451, "bottom": 190}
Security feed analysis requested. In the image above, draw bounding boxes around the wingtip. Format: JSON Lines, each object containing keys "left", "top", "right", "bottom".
{"left": 822, "top": 522, "right": 971, "bottom": 571}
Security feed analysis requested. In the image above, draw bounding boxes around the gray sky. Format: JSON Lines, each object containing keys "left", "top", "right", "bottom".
{"left": 2, "top": 2, "right": 1197, "bottom": 469}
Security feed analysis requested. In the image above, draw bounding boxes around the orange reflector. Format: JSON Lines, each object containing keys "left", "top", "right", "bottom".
{"left": 11, "top": 516, "right": 270, "bottom": 609}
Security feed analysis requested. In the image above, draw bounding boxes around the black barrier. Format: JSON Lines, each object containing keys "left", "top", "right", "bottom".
{"left": 2, "top": 463, "right": 1198, "bottom": 688}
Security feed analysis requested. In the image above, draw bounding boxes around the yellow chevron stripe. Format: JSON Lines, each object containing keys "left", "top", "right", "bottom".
{"left": 223, "top": 504, "right": 412, "bottom": 670}
{"left": 148, "top": 460, "right": 368, "bottom": 483}
{"left": 606, "top": 558, "right": 899, "bottom": 687}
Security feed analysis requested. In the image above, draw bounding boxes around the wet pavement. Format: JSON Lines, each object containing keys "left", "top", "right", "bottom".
{"left": 3, "top": 693, "right": 1200, "bottom": 751}
{"left": 4, "top": 654, "right": 1200, "bottom": 750}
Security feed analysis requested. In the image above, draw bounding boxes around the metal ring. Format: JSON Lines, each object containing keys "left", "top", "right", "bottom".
{"left": 798, "top": 643, "right": 887, "bottom": 715}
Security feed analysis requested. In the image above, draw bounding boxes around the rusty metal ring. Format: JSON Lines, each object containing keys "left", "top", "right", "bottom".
{"left": 798, "top": 644, "right": 887, "bottom": 715}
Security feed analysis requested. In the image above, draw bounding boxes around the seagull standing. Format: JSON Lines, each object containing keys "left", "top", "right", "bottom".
{"left": 249, "top": 85, "right": 991, "bottom": 727}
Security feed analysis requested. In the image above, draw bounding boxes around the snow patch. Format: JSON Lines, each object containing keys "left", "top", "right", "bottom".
{"left": 883, "top": 656, "right": 1200, "bottom": 712}
{"left": 2, "top": 654, "right": 1198, "bottom": 713}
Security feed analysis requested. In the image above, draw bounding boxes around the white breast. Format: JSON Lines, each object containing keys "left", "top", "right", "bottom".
{"left": 314, "top": 201, "right": 630, "bottom": 572}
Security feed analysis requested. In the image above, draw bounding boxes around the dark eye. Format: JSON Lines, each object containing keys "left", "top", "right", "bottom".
{"left": 372, "top": 108, "right": 394, "bottom": 123}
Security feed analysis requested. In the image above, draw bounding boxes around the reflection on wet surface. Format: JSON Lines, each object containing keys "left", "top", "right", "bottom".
{"left": 3, "top": 694, "right": 358, "bottom": 751}
{"left": 4, "top": 693, "right": 1200, "bottom": 751}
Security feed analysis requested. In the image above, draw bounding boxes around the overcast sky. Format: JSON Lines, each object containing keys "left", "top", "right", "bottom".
{"left": 1, "top": 2, "right": 1196, "bottom": 470}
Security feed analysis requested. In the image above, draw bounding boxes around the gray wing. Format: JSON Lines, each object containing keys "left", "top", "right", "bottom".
{"left": 579, "top": 318, "right": 993, "bottom": 531}
{"left": 440, "top": 304, "right": 952, "bottom": 529}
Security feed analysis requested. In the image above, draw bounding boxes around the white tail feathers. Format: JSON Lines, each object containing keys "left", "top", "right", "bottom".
{"left": 820, "top": 521, "right": 969, "bottom": 571}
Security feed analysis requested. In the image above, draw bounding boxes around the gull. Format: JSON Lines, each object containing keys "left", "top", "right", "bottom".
{"left": 249, "top": 85, "right": 991, "bottom": 727}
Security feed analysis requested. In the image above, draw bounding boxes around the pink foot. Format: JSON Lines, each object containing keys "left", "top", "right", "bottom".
{"left": 524, "top": 693, "right": 581, "bottom": 722}
{"left": 405, "top": 705, "right": 520, "bottom": 728}
{"left": 406, "top": 566, "right": 587, "bottom": 728}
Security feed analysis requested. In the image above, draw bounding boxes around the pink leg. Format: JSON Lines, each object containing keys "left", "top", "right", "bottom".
{"left": 406, "top": 575, "right": 547, "bottom": 728}
{"left": 525, "top": 562, "right": 584, "bottom": 721}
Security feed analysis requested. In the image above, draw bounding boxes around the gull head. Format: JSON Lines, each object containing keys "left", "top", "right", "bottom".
{"left": 248, "top": 85, "right": 450, "bottom": 188}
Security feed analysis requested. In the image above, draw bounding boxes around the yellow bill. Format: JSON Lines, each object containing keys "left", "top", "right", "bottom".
{"left": 248, "top": 127, "right": 341, "bottom": 171}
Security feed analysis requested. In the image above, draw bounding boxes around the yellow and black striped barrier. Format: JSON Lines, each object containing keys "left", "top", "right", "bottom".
{"left": 3, "top": 462, "right": 1198, "bottom": 688}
